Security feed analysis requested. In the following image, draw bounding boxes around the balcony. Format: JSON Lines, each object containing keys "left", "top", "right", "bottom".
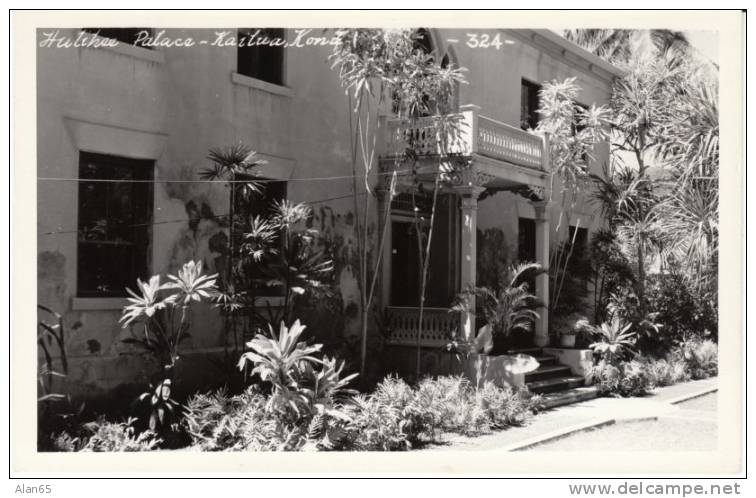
{"left": 385, "top": 307, "right": 461, "bottom": 348}
{"left": 383, "top": 104, "right": 549, "bottom": 177}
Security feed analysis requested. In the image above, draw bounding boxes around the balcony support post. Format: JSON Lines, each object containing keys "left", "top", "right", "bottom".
{"left": 531, "top": 200, "right": 550, "bottom": 347}
{"left": 454, "top": 184, "right": 486, "bottom": 343}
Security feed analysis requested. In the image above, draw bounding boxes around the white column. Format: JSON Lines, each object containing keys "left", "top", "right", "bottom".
{"left": 531, "top": 201, "right": 550, "bottom": 347}
{"left": 456, "top": 186, "right": 485, "bottom": 342}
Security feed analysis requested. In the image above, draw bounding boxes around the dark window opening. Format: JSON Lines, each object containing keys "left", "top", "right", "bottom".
{"left": 77, "top": 152, "right": 153, "bottom": 297}
{"left": 237, "top": 28, "right": 285, "bottom": 86}
{"left": 567, "top": 225, "right": 590, "bottom": 290}
{"left": 413, "top": 28, "right": 433, "bottom": 55}
{"left": 520, "top": 79, "right": 542, "bottom": 130}
{"left": 82, "top": 28, "right": 153, "bottom": 48}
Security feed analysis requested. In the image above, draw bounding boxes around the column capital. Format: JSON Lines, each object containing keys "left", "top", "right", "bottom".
{"left": 455, "top": 185, "right": 487, "bottom": 205}
{"left": 530, "top": 200, "right": 550, "bottom": 220}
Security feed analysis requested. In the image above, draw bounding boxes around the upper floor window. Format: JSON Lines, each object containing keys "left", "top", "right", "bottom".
{"left": 82, "top": 28, "right": 152, "bottom": 48}
{"left": 77, "top": 152, "right": 153, "bottom": 297}
{"left": 520, "top": 79, "right": 542, "bottom": 130}
{"left": 237, "top": 28, "right": 286, "bottom": 86}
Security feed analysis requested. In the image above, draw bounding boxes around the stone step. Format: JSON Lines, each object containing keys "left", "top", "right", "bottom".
{"left": 506, "top": 347, "right": 543, "bottom": 356}
{"left": 525, "top": 365, "right": 573, "bottom": 382}
{"left": 526, "top": 375, "right": 585, "bottom": 394}
{"left": 536, "top": 386, "right": 600, "bottom": 410}
{"left": 533, "top": 355, "right": 559, "bottom": 367}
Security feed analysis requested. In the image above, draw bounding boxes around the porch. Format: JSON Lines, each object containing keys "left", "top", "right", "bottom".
{"left": 378, "top": 104, "right": 553, "bottom": 351}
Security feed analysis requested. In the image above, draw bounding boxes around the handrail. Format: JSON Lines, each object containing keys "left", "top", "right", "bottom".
{"left": 383, "top": 107, "right": 546, "bottom": 172}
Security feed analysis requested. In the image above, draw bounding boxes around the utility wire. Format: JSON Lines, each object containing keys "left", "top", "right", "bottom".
{"left": 39, "top": 191, "right": 370, "bottom": 236}
{"left": 37, "top": 168, "right": 412, "bottom": 184}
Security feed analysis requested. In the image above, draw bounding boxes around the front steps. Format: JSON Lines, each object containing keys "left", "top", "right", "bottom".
{"left": 508, "top": 348, "right": 594, "bottom": 403}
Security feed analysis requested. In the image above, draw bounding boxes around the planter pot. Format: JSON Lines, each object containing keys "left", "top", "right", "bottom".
{"left": 560, "top": 334, "right": 576, "bottom": 348}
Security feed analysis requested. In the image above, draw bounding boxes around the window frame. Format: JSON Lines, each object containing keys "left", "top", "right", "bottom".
{"left": 520, "top": 78, "right": 542, "bottom": 131}
{"left": 76, "top": 151, "right": 154, "bottom": 298}
{"left": 236, "top": 28, "right": 287, "bottom": 88}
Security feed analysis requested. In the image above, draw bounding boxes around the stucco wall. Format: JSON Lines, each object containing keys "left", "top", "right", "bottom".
{"left": 36, "top": 28, "right": 375, "bottom": 399}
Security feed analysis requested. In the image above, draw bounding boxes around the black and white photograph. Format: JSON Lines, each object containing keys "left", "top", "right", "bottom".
{"left": 9, "top": 8, "right": 746, "bottom": 480}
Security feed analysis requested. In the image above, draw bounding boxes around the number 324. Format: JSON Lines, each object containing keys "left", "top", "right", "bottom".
{"left": 465, "top": 33, "right": 504, "bottom": 49}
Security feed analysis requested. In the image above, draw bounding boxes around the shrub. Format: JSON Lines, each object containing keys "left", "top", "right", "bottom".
{"left": 673, "top": 338, "right": 718, "bottom": 379}
{"left": 52, "top": 417, "right": 161, "bottom": 452}
{"left": 475, "top": 381, "right": 535, "bottom": 428}
{"left": 348, "top": 393, "right": 410, "bottom": 451}
{"left": 641, "top": 357, "right": 690, "bottom": 387}
{"left": 182, "top": 387, "right": 277, "bottom": 451}
{"left": 347, "top": 375, "right": 537, "bottom": 449}
{"left": 234, "top": 319, "right": 358, "bottom": 451}
{"left": 646, "top": 272, "right": 718, "bottom": 345}
{"left": 592, "top": 359, "right": 652, "bottom": 397}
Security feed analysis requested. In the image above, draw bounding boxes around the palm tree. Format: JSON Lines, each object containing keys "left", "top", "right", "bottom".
{"left": 563, "top": 29, "right": 692, "bottom": 66}
{"left": 591, "top": 163, "right": 659, "bottom": 314}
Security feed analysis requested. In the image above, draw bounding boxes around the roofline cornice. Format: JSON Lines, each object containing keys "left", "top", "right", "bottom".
{"left": 505, "top": 29, "right": 625, "bottom": 86}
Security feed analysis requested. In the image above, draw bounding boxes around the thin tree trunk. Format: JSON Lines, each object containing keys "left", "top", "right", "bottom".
{"left": 415, "top": 169, "right": 442, "bottom": 380}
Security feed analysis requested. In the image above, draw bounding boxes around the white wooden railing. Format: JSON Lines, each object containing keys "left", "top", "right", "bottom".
{"left": 385, "top": 307, "right": 460, "bottom": 348}
{"left": 384, "top": 105, "right": 547, "bottom": 172}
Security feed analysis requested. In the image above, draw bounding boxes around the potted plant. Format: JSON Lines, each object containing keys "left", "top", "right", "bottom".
{"left": 451, "top": 262, "right": 543, "bottom": 355}
{"left": 560, "top": 328, "right": 577, "bottom": 348}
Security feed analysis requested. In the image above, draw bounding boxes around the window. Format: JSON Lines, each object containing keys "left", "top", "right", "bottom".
{"left": 237, "top": 28, "right": 285, "bottom": 86}
{"left": 82, "top": 28, "right": 152, "bottom": 48}
{"left": 520, "top": 79, "right": 541, "bottom": 130}
{"left": 567, "top": 225, "right": 590, "bottom": 289}
{"left": 77, "top": 152, "right": 153, "bottom": 297}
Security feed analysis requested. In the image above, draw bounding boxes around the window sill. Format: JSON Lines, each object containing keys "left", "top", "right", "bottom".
{"left": 82, "top": 32, "right": 165, "bottom": 64}
{"left": 231, "top": 72, "right": 292, "bottom": 97}
{"left": 72, "top": 297, "right": 129, "bottom": 311}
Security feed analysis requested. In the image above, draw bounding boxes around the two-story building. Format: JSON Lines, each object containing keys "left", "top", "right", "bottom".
{"left": 36, "top": 27, "right": 621, "bottom": 399}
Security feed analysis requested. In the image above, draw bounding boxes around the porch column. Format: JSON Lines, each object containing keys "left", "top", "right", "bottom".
{"left": 531, "top": 201, "right": 550, "bottom": 347}
{"left": 455, "top": 186, "right": 485, "bottom": 342}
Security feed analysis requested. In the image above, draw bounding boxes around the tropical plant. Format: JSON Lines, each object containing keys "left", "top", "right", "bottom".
{"left": 563, "top": 29, "right": 693, "bottom": 66}
{"left": 236, "top": 319, "right": 358, "bottom": 450}
{"left": 535, "top": 77, "right": 611, "bottom": 316}
{"left": 589, "top": 315, "right": 637, "bottom": 364}
{"left": 261, "top": 200, "right": 335, "bottom": 324}
{"left": 451, "top": 262, "right": 542, "bottom": 354}
{"left": 593, "top": 359, "right": 653, "bottom": 397}
{"left": 672, "top": 338, "right": 718, "bottom": 379}
{"left": 182, "top": 386, "right": 277, "bottom": 451}
{"left": 536, "top": 77, "right": 612, "bottom": 191}
{"left": 37, "top": 304, "right": 70, "bottom": 412}
{"left": 52, "top": 417, "right": 161, "bottom": 452}
{"left": 330, "top": 28, "right": 468, "bottom": 379}
{"left": 120, "top": 260, "right": 218, "bottom": 374}
{"left": 134, "top": 378, "right": 181, "bottom": 433}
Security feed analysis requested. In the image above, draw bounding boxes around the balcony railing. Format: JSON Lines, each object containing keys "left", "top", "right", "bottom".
{"left": 385, "top": 306, "right": 460, "bottom": 348}
{"left": 384, "top": 105, "right": 548, "bottom": 173}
